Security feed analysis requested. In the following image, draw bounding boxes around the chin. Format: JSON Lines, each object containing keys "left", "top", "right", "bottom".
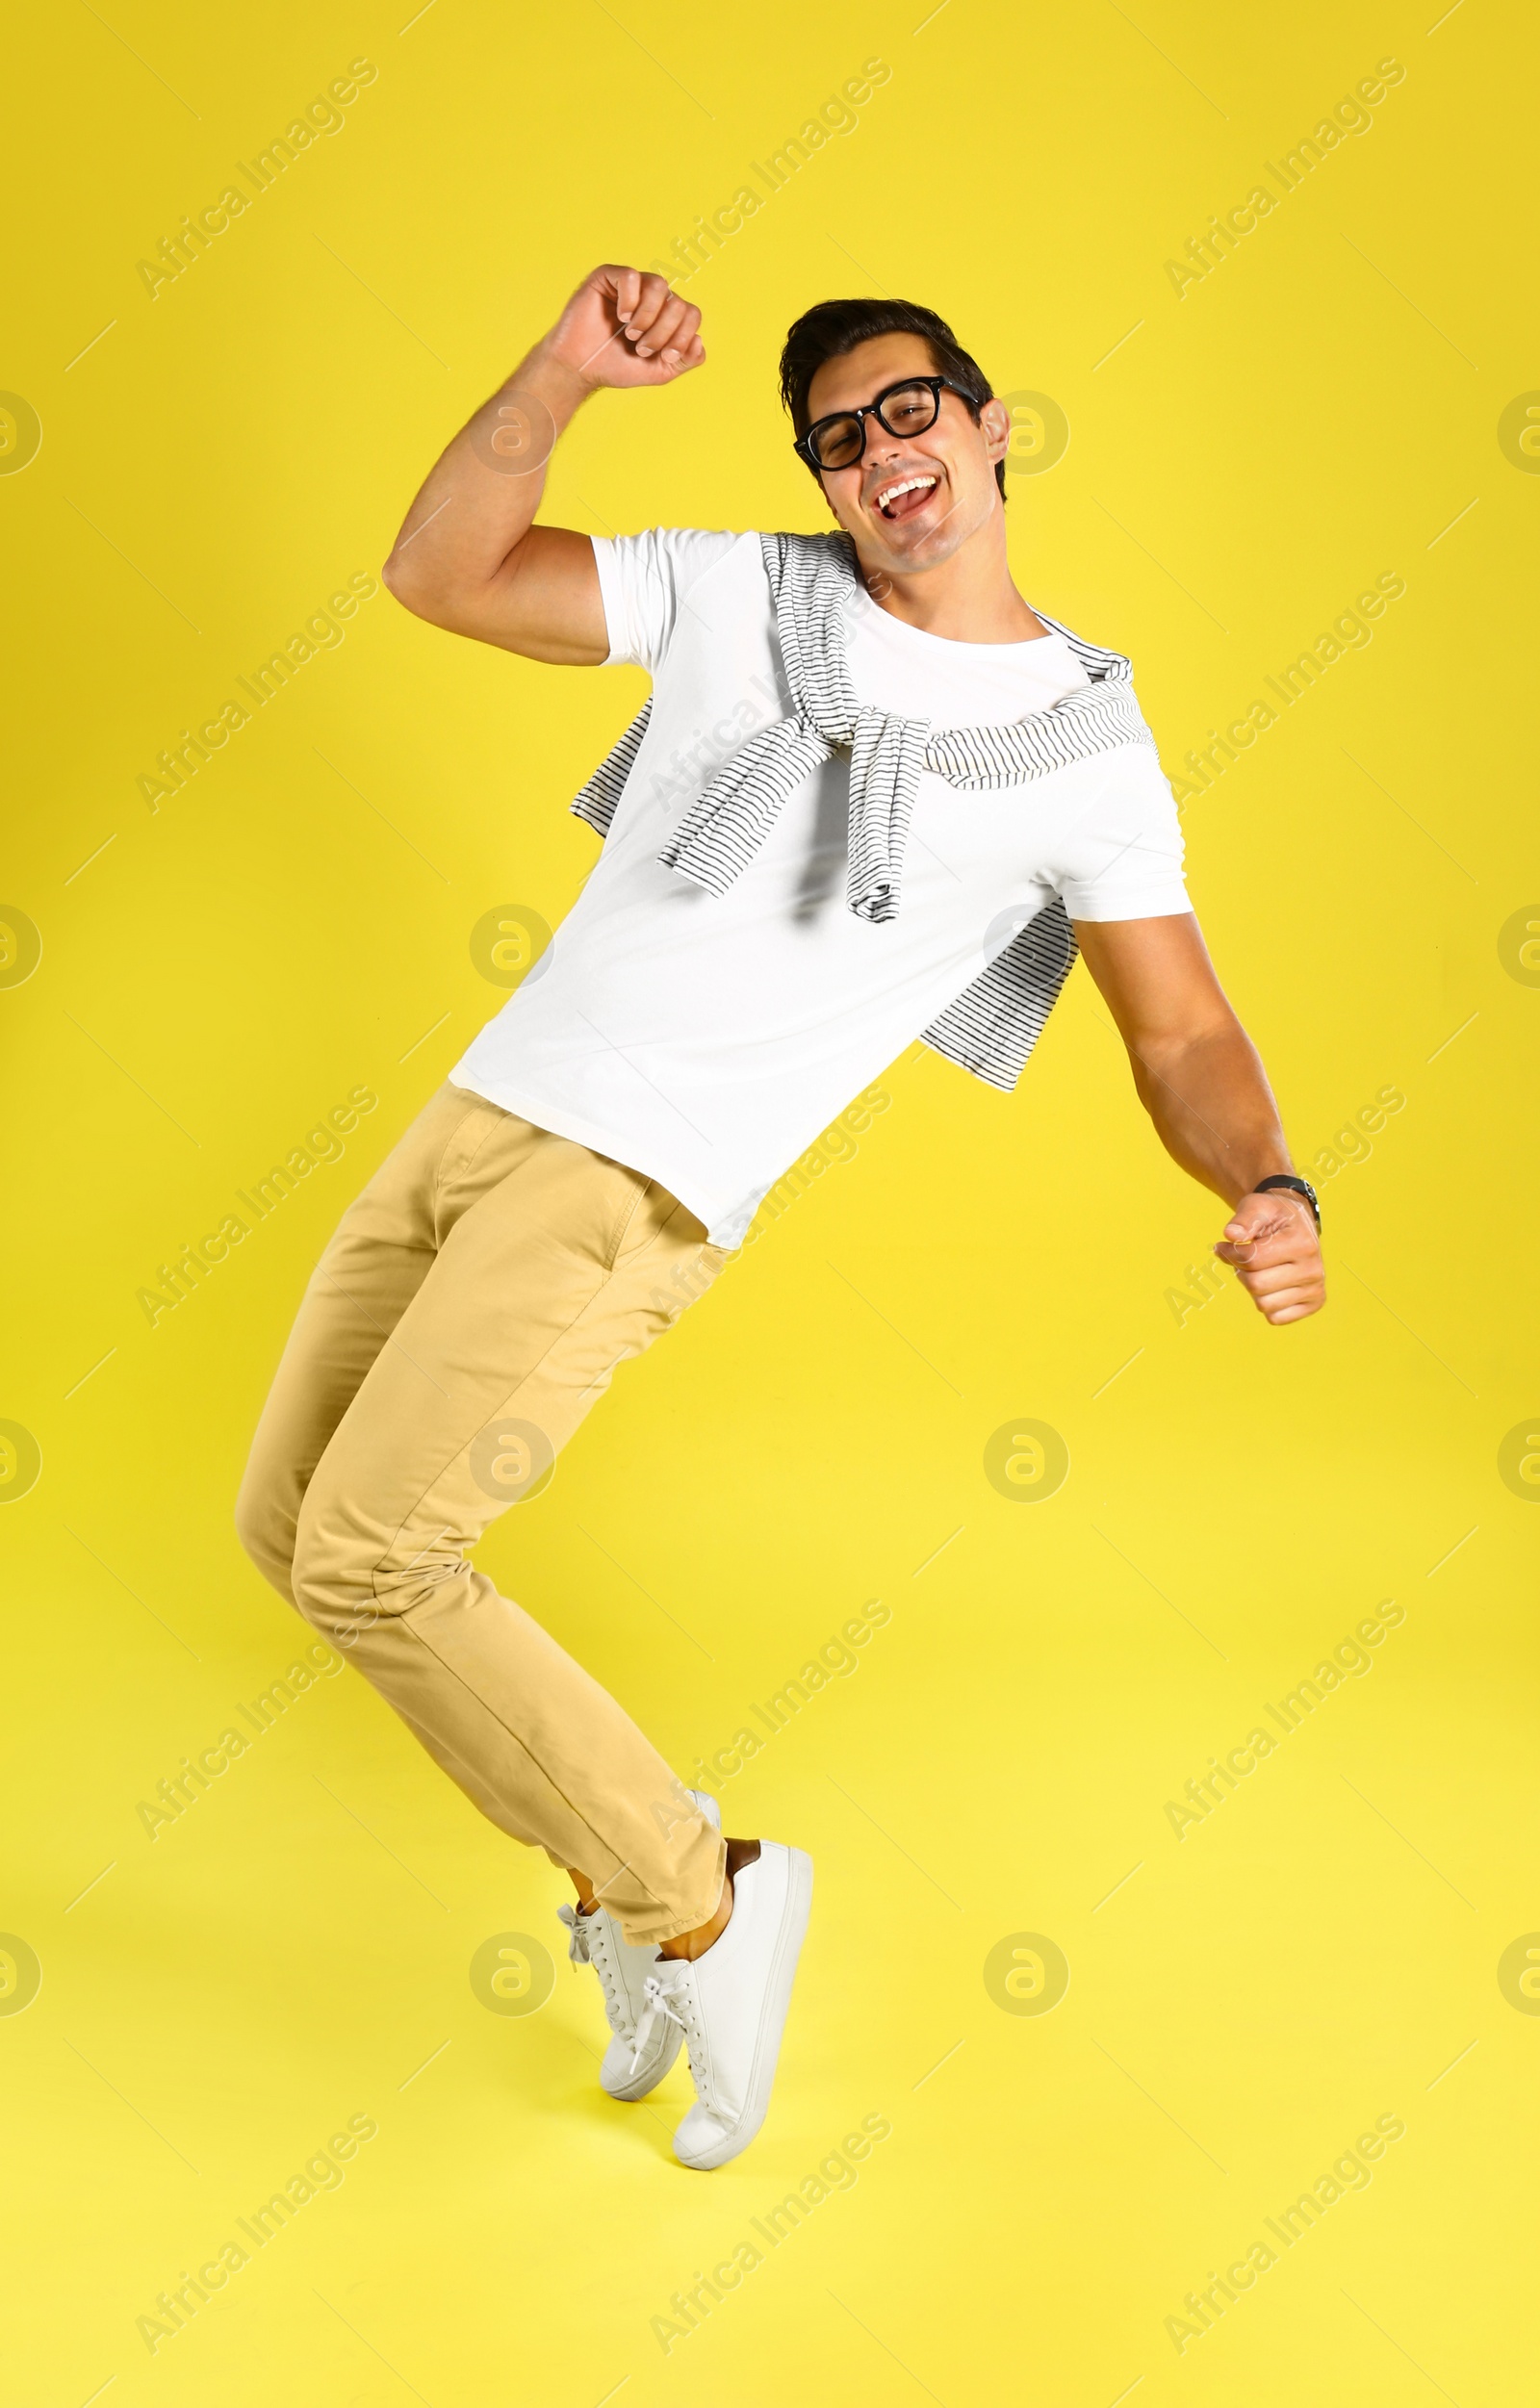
{"left": 872, "top": 513, "right": 968, "bottom": 569}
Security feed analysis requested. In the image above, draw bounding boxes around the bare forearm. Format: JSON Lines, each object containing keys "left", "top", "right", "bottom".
{"left": 384, "top": 341, "right": 591, "bottom": 603}
{"left": 378, "top": 266, "right": 704, "bottom": 661}
{"left": 1133, "top": 1021, "right": 1295, "bottom": 1208}
{"left": 1072, "top": 914, "right": 1322, "bottom": 1319}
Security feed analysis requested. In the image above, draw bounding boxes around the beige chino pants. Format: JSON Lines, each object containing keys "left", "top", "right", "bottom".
{"left": 235, "top": 1080, "right": 729, "bottom": 1943}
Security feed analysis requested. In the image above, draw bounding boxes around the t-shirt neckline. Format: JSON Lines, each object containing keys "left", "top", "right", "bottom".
{"left": 848, "top": 582, "right": 1071, "bottom": 657}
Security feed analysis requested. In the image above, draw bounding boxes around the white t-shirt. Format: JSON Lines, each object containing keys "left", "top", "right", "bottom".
{"left": 449, "top": 529, "right": 1190, "bottom": 1248}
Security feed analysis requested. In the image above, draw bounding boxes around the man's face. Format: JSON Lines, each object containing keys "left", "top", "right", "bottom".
{"left": 803, "top": 332, "right": 1010, "bottom": 576}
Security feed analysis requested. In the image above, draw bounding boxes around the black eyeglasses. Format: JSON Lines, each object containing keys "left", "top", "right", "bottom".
{"left": 793, "top": 375, "right": 981, "bottom": 473}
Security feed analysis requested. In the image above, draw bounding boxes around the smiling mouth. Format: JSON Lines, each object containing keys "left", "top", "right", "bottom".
{"left": 872, "top": 473, "right": 938, "bottom": 522}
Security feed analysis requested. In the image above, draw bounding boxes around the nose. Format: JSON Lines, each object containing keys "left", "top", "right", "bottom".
{"left": 861, "top": 423, "right": 906, "bottom": 484}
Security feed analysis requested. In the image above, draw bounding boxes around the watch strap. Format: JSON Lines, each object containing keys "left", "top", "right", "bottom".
{"left": 1254, "top": 1172, "right": 1321, "bottom": 1228}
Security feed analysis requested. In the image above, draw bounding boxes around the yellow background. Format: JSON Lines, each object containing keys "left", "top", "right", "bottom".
{"left": 3, "top": 0, "right": 1536, "bottom": 2400}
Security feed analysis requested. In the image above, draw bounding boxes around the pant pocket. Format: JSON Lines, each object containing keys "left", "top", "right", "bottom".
{"left": 437, "top": 1092, "right": 516, "bottom": 1188}
{"left": 603, "top": 1173, "right": 659, "bottom": 1271}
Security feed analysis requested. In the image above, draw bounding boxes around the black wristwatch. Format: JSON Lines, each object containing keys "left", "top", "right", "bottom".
{"left": 1254, "top": 1173, "right": 1321, "bottom": 1229}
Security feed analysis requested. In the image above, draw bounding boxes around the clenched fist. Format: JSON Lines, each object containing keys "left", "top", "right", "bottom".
{"left": 1214, "top": 1191, "right": 1325, "bottom": 1325}
{"left": 547, "top": 264, "right": 706, "bottom": 393}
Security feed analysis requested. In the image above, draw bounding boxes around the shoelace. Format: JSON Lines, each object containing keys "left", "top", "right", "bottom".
{"left": 557, "top": 1904, "right": 593, "bottom": 1965}
{"left": 558, "top": 1903, "right": 629, "bottom": 2027}
{"left": 630, "top": 1969, "right": 689, "bottom": 2077}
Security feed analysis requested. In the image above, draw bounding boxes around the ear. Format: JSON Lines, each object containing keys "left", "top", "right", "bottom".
{"left": 978, "top": 396, "right": 1012, "bottom": 470}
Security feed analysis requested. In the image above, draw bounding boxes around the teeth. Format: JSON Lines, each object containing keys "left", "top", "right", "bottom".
{"left": 876, "top": 475, "right": 937, "bottom": 514}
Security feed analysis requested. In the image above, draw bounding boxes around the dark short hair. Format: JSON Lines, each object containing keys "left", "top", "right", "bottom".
{"left": 779, "top": 296, "right": 1007, "bottom": 500}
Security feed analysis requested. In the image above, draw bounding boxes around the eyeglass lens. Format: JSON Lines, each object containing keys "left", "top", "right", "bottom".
{"left": 810, "top": 380, "right": 940, "bottom": 469}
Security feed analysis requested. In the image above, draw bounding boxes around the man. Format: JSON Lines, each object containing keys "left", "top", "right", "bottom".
{"left": 236, "top": 263, "right": 1324, "bottom": 2173}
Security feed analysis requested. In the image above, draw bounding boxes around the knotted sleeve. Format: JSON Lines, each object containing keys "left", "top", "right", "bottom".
{"left": 655, "top": 717, "right": 834, "bottom": 895}
{"left": 845, "top": 706, "right": 932, "bottom": 923}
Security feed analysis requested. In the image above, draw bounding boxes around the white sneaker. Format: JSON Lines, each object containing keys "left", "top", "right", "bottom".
{"left": 557, "top": 1789, "right": 721, "bottom": 2103}
{"left": 631, "top": 1839, "right": 813, "bottom": 2170}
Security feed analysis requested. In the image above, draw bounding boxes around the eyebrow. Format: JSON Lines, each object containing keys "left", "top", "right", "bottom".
{"left": 807, "top": 375, "right": 936, "bottom": 425}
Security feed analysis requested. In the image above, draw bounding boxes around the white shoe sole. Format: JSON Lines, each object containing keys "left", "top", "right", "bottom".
{"left": 675, "top": 1846, "right": 813, "bottom": 2171}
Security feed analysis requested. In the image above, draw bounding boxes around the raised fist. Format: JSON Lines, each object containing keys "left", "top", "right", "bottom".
{"left": 547, "top": 264, "right": 706, "bottom": 392}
